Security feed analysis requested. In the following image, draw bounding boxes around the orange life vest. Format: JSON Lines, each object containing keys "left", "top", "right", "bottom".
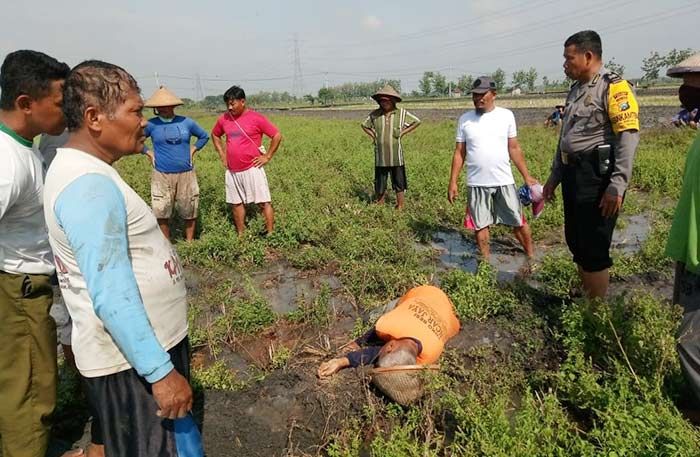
{"left": 374, "top": 285, "right": 461, "bottom": 364}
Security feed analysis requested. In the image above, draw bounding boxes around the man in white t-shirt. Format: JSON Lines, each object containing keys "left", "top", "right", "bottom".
{"left": 0, "top": 50, "right": 75, "bottom": 457}
{"left": 447, "top": 76, "right": 537, "bottom": 260}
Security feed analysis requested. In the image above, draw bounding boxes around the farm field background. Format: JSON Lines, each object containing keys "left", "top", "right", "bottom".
{"left": 46, "top": 101, "right": 700, "bottom": 456}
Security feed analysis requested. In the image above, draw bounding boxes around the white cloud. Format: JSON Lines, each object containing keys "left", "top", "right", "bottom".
{"left": 362, "top": 15, "right": 382, "bottom": 30}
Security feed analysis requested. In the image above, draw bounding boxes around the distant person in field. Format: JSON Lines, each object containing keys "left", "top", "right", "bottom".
{"left": 211, "top": 85, "right": 283, "bottom": 236}
{"left": 447, "top": 76, "right": 538, "bottom": 261}
{"left": 44, "top": 60, "right": 201, "bottom": 457}
{"left": 142, "top": 86, "right": 209, "bottom": 241}
{"left": 0, "top": 50, "right": 78, "bottom": 457}
{"left": 672, "top": 106, "right": 699, "bottom": 129}
{"left": 664, "top": 52, "right": 700, "bottom": 404}
{"left": 361, "top": 84, "right": 421, "bottom": 209}
{"left": 317, "top": 285, "right": 460, "bottom": 379}
{"left": 544, "top": 105, "right": 565, "bottom": 127}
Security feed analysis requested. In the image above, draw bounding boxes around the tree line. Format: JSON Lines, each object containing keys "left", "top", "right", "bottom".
{"left": 181, "top": 48, "right": 694, "bottom": 110}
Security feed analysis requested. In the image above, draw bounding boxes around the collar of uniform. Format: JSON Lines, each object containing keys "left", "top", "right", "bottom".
{"left": 0, "top": 122, "right": 33, "bottom": 148}
{"left": 588, "top": 66, "right": 607, "bottom": 87}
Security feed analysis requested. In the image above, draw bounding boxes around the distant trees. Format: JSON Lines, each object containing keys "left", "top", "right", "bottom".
{"left": 491, "top": 68, "right": 506, "bottom": 92}
{"left": 511, "top": 67, "right": 538, "bottom": 92}
{"left": 315, "top": 79, "right": 402, "bottom": 104}
{"left": 457, "top": 74, "right": 474, "bottom": 93}
{"left": 641, "top": 48, "right": 696, "bottom": 81}
{"left": 605, "top": 58, "right": 625, "bottom": 76}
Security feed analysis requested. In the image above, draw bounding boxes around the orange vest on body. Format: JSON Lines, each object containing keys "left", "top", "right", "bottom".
{"left": 374, "top": 285, "right": 461, "bottom": 364}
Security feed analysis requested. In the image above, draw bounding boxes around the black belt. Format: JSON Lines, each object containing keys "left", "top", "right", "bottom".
{"left": 561, "top": 149, "right": 595, "bottom": 166}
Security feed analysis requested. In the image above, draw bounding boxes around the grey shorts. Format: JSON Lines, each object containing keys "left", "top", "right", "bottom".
{"left": 464, "top": 185, "right": 524, "bottom": 230}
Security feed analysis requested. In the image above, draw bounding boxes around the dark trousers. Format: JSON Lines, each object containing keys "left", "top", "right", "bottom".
{"left": 83, "top": 338, "right": 190, "bottom": 457}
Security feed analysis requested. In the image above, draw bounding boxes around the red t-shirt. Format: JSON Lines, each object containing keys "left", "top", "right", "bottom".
{"left": 211, "top": 110, "right": 279, "bottom": 172}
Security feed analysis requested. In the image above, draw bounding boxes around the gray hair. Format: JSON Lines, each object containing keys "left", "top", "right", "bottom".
{"left": 376, "top": 344, "right": 417, "bottom": 368}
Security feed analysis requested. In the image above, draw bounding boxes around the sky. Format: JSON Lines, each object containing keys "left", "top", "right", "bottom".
{"left": 2, "top": 0, "right": 697, "bottom": 100}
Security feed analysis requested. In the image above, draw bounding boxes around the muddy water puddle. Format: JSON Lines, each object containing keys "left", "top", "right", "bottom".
{"left": 424, "top": 213, "right": 652, "bottom": 282}
{"left": 611, "top": 214, "right": 651, "bottom": 254}
{"left": 426, "top": 230, "right": 534, "bottom": 282}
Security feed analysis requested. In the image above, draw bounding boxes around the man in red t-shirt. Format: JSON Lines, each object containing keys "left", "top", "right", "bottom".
{"left": 211, "top": 86, "right": 283, "bottom": 235}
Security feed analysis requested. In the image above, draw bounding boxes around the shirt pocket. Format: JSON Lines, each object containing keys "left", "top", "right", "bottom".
{"left": 164, "top": 125, "right": 183, "bottom": 145}
{"left": 571, "top": 103, "right": 605, "bottom": 134}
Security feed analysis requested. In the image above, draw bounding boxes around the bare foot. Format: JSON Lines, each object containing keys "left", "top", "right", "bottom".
{"left": 60, "top": 449, "right": 84, "bottom": 457}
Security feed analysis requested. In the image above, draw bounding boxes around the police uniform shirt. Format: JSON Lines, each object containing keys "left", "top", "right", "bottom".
{"left": 550, "top": 67, "right": 640, "bottom": 196}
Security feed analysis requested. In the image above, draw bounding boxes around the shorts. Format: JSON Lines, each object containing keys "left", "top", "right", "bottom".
{"left": 82, "top": 337, "right": 190, "bottom": 457}
{"left": 375, "top": 166, "right": 407, "bottom": 195}
{"left": 151, "top": 170, "right": 199, "bottom": 220}
{"left": 561, "top": 157, "right": 617, "bottom": 272}
{"left": 225, "top": 167, "right": 271, "bottom": 205}
{"left": 464, "top": 185, "right": 524, "bottom": 230}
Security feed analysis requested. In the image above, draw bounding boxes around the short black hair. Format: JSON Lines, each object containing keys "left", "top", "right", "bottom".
{"left": 223, "top": 85, "right": 245, "bottom": 103}
{"left": 0, "top": 50, "right": 70, "bottom": 110}
{"left": 564, "top": 30, "right": 602, "bottom": 58}
{"left": 63, "top": 60, "right": 140, "bottom": 131}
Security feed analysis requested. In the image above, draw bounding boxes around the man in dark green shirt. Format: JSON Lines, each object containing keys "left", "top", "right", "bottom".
{"left": 361, "top": 85, "right": 421, "bottom": 209}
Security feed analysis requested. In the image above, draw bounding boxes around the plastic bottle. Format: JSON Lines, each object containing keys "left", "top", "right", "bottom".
{"left": 174, "top": 413, "right": 204, "bottom": 457}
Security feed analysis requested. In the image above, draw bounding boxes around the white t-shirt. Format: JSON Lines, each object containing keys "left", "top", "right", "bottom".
{"left": 44, "top": 148, "right": 187, "bottom": 378}
{"left": 455, "top": 106, "right": 517, "bottom": 187}
{"left": 0, "top": 128, "right": 54, "bottom": 275}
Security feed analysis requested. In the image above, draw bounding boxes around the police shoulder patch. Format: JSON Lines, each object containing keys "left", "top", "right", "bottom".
{"left": 607, "top": 80, "right": 639, "bottom": 133}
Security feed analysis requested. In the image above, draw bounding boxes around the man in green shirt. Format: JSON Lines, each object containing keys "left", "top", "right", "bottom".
{"left": 361, "top": 85, "right": 421, "bottom": 209}
{"left": 665, "top": 52, "right": 700, "bottom": 402}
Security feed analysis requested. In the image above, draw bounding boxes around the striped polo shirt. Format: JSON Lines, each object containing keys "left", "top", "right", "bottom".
{"left": 362, "top": 108, "right": 421, "bottom": 167}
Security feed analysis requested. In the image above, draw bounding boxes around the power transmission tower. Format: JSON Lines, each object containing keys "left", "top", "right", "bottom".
{"left": 292, "top": 34, "right": 304, "bottom": 97}
{"left": 195, "top": 73, "right": 205, "bottom": 101}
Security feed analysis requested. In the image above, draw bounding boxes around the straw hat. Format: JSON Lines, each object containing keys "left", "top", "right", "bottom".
{"left": 144, "top": 86, "right": 184, "bottom": 108}
{"left": 372, "top": 84, "right": 402, "bottom": 102}
{"left": 369, "top": 364, "right": 438, "bottom": 405}
{"left": 667, "top": 53, "right": 700, "bottom": 77}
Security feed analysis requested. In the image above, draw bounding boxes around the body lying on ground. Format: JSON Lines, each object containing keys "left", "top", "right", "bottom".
{"left": 318, "top": 285, "right": 460, "bottom": 378}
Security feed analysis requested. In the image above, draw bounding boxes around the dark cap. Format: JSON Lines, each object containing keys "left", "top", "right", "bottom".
{"left": 471, "top": 76, "right": 497, "bottom": 94}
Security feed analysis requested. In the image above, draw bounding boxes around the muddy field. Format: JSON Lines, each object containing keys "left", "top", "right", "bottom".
{"left": 273, "top": 105, "right": 679, "bottom": 129}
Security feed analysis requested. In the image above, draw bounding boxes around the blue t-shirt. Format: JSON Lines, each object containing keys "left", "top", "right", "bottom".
{"left": 145, "top": 116, "right": 209, "bottom": 174}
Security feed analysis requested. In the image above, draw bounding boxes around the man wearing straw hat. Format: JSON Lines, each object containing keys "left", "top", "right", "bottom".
{"left": 318, "top": 285, "right": 460, "bottom": 403}
{"left": 665, "top": 52, "right": 700, "bottom": 404}
{"left": 143, "top": 87, "right": 209, "bottom": 241}
{"left": 361, "top": 84, "right": 421, "bottom": 209}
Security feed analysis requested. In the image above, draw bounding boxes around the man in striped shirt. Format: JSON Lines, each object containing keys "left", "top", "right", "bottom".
{"left": 361, "top": 85, "right": 421, "bottom": 209}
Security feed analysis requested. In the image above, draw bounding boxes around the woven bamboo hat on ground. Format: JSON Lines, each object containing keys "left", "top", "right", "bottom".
{"left": 369, "top": 364, "right": 439, "bottom": 405}
{"left": 144, "top": 86, "right": 184, "bottom": 108}
{"left": 372, "top": 84, "right": 402, "bottom": 102}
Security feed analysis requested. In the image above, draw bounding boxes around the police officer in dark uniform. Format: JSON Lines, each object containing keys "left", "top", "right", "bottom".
{"left": 543, "top": 30, "right": 640, "bottom": 298}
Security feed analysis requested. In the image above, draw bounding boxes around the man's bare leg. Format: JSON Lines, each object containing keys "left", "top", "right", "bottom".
{"left": 157, "top": 218, "right": 171, "bottom": 240}
{"left": 259, "top": 202, "right": 274, "bottom": 234}
{"left": 474, "top": 227, "right": 491, "bottom": 260}
{"left": 232, "top": 204, "right": 246, "bottom": 236}
{"left": 580, "top": 267, "right": 609, "bottom": 299}
{"left": 513, "top": 223, "right": 534, "bottom": 258}
{"left": 395, "top": 191, "right": 405, "bottom": 209}
{"left": 184, "top": 219, "right": 196, "bottom": 242}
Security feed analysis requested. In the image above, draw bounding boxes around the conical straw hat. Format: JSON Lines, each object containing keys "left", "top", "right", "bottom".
{"left": 667, "top": 53, "right": 700, "bottom": 77}
{"left": 144, "top": 86, "right": 184, "bottom": 108}
{"left": 372, "top": 84, "right": 402, "bottom": 102}
{"left": 369, "top": 364, "right": 438, "bottom": 405}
